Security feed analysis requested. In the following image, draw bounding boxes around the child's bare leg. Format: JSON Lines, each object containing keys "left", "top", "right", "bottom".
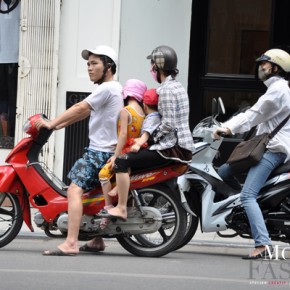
{"left": 102, "top": 181, "right": 113, "bottom": 205}
{"left": 108, "top": 185, "right": 118, "bottom": 197}
{"left": 106, "top": 172, "right": 129, "bottom": 220}
{"left": 108, "top": 168, "right": 130, "bottom": 197}
{"left": 100, "top": 181, "right": 114, "bottom": 229}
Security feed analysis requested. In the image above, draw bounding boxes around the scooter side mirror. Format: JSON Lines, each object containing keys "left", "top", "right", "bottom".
{"left": 211, "top": 98, "right": 218, "bottom": 116}
{"left": 217, "top": 97, "right": 226, "bottom": 115}
{"left": 211, "top": 97, "right": 226, "bottom": 118}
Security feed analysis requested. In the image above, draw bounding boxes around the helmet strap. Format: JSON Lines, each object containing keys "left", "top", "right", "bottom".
{"left": 154, "top": 66, "right": 162, "bottom": 83}
{"left": 95, "top": 63, "right": 112, "bottom": 85}
{"left": 157, "top": 70, "right": 162, "bottom": 83}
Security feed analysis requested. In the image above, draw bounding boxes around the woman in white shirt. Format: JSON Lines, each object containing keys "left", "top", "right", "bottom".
{"left": 214, "top": 49, "right": 290, "bottom": 259}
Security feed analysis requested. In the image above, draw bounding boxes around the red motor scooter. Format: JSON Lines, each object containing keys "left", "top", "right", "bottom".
{"left": 0, "top": 114, "right": 188, "bottom": 257}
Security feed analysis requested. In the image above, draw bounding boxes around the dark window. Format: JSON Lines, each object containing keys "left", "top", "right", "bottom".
{"left": 207, "top": 0, "right": 271, "bottom": 75}
{"left": 62, "top": 92, "right": 89, "bottom": 184}
{"left": 188, "top": 0, "right": 290, "bottom": 163}
{"left": 188, "top": 0, "right": 276, "bottom": 128}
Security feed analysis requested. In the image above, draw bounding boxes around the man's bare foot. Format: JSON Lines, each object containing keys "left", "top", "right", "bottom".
{"left": 251, "top": 246, "right": 267, "bottom": 256}
{"left": 87, "top": 237, "right": 105, "bottom": 248}
{"left": 79, "top": 237, "right": 106, "bottom": 252}
{"left": 44, "top": 241, "right": 79, "bottom": 255}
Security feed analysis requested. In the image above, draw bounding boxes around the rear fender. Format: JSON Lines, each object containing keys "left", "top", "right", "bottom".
{"left": 177, "top": 175, "right": 201, "bottom": 217}
{"left": 0, "top": 165, "right": 33, "bottom": 231}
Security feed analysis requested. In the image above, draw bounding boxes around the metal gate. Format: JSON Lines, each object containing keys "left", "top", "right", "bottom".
{"left": 17, "top": 0, "right": 61, "bottom": 169}
{"left": 62, "top": 91, "right": 89, "bottom": 184}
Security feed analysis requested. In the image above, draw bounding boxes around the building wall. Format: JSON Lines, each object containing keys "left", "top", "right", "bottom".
{"left": 0, "top": 0, "right": 192, "bottom": 179}
{"left": 54, "top": 0, "right": 121, "bottom": 178}
{"left": 54, "top": 0, "right": 192, "bottom": 179}
{"left": 118, "top": 0, "right": 192, "bottom": 89}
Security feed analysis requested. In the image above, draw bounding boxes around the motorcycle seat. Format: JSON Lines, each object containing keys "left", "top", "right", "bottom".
{"left": 130, "top": 160, "right": 173, "bottom": 174}
{"left": 269, "top": 159, "right": 290, "bottom": 178}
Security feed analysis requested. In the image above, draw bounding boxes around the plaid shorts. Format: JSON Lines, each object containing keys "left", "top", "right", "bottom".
{"left": 68, "top": 148, "right": 112, "bottom": 191}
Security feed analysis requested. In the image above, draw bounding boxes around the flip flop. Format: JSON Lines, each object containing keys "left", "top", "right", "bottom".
{"left": 242, "top": 246, "right": 272, "bottom": 260}
{"left": 79, "top": 243, "right": 105, "bottom": 253}
{"left": 42, "top": 248, "right": 77, "bottom": 256}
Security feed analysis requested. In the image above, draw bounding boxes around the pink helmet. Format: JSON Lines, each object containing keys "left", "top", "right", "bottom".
{"left": 123, "top": 79, "right": 147, "bottom": 102}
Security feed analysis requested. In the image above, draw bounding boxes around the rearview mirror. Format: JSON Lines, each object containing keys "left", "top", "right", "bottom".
{"left": 217, "top": 97, "right": 225, "bottom": 115}
{"left": 211, "top": 97, "right": 225, "bottom": 117}
{"left": 211, "top": 98, "right": 218, "bottom": 116}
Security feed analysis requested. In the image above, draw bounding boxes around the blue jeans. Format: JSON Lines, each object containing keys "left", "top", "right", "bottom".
{"left": 218, "top": 151, "right": 286, "bottom": 247}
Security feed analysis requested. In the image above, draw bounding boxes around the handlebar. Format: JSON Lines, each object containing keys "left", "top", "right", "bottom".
{"left": 216, "top": 132, "right": 226, "bottom": 137}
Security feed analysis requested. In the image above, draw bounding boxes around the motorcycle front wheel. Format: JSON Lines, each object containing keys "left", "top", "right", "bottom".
{"left": 117, "top": 184, "right": 187, "bottom": 257}
{"left": 0, "top": 192, "right": 23, "bottom": 248}
{"left": 174, "top": 188, "right": 199, "bottom": 250}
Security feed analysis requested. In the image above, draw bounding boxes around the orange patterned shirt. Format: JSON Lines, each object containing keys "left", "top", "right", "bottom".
{"left": 118, "top": 105, "right": 145, "bottom": 139}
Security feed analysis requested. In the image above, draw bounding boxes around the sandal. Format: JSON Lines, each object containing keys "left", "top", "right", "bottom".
{"left": 79, "top": 243, "right": 105, "bottom": 253}
{"left": 242, "top": 245, "right": 273, "bottom": 260}
{"left": 43, "top": 248, "right": 77, "bottom": 256}
{"left": 98, "top": 208, "right": 127, "bottom": 222}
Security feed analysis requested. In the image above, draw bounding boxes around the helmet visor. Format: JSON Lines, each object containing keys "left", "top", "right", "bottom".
{"left": 256, "top": 54, "right": 271, "bottom": 63}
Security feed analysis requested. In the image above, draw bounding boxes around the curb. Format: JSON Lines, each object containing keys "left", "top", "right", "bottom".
{"left": 17, "top": 232, "right": 51, "bottom": 239}
{"left": 187, "top": 239, "right": 252, "bottom": 248}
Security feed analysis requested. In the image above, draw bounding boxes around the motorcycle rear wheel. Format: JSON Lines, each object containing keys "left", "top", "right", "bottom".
{"left": 0, "top": 192, "right": 23, "bottom": 248}
{"left": 117, "top": 184, "right": 187, "bottom": 257}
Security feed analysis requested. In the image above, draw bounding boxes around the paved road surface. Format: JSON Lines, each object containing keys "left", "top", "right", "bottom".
{"left": 0, "top": 236, "right": 289, "bottom": 290}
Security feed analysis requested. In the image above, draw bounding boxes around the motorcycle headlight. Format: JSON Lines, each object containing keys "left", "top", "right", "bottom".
{"left": 23, "top": 114, "right": 44, "bottom": 137}
{"left": 23, "top": 119, "right": 32, "bottom": 134}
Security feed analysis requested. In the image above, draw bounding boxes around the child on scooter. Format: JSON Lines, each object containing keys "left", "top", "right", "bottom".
{"left": 128, "top": 88, "right": 161, "bottom": 153}
{"left": 98, "top": 79, "right": 147, "bottom": 228}
{"left": 99, "top": 45, "right": 193, "bottom": 222}
{"left": 98, "top": 88, "right": 161, "bottom": 228}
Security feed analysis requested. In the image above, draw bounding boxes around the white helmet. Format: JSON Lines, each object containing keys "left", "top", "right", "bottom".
{"left": 81, "top": 45, "right": 118, "bottom": 65}
{"left": 256, "top": 49, "right": 290, "bottom": 73}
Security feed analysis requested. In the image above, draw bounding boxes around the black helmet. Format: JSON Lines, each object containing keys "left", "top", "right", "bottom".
{"left": 146, "top": 45, "right": 178, "bottom": 71}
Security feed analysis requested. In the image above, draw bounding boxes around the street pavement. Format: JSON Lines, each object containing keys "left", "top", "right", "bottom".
{"left": 2, "top": 234, "right": 290, "bottom": 290}
{"left": 0, "top": 238, "right": 251, "bottom": 290}
{"left": 1, "top": 210, "right": 290, "bottom": 290}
